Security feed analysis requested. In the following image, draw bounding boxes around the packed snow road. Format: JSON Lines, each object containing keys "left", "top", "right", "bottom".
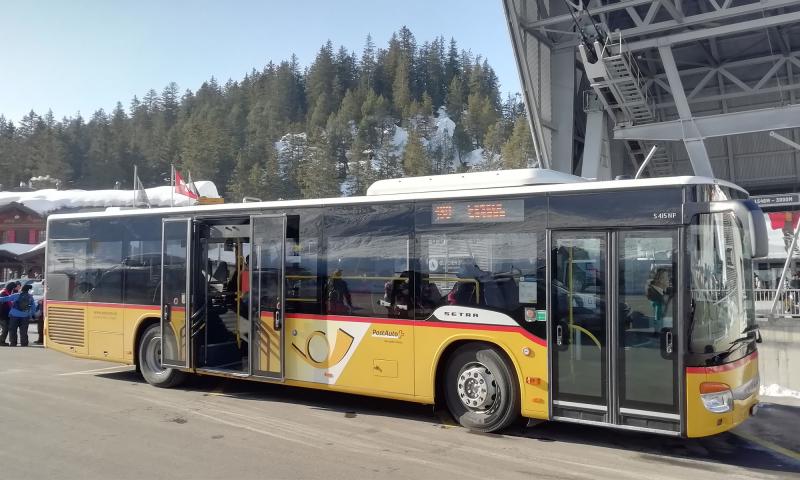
{"left": 1, "top": 347, "right": 798, "bottom": 480}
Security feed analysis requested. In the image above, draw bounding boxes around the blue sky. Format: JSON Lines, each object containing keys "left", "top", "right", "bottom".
{"left": 0, "top": 1, "right": 521, "bottom": 123}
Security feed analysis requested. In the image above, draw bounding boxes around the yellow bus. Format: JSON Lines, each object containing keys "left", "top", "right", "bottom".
{"left": 44, "top": 168, "right": 767, "bottom": 437}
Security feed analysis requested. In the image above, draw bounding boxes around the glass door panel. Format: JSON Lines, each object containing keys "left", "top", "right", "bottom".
{"left": 551, "top": 232, "right": 608, "bottom": 417}
{"left": 617, "top": 231, "right": 680, "bottom": 423}
{"left": 251, "top": 215, "right": 286, "bottom": 379}
{"left": 161, "top": 219, "right": 191, "bottom": 368}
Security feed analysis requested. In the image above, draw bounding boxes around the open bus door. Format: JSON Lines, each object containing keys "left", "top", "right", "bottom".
{"left": 160, "top": 218, "right": 193, "bottom": 369}
{"left": 250, "top": 214, "right": 287, "bottom": 380}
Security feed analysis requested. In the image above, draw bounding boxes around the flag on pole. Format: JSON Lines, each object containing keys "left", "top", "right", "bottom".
{"left": 175, "top": 169, "right": 199, "bottom": 200}
{"left": 187, "top": 171, "right": 201, "bottom": 198}
{"left": 133, "top": 165, "right": 151, "bottom": 208}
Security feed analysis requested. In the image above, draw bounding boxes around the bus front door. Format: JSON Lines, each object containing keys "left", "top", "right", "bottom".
{"left": 160, "top": 218, "right": 193, "bottom": 369}
{"left": 549, "top": 230, "right": 680, "bottom": 434}
{"left": 250, "top": 215, "right": 287, "bottom": 380}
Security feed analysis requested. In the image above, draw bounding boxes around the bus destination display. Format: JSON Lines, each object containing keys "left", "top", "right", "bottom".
{"left": 432, "top": 199, "right": 524, "bottom": 224}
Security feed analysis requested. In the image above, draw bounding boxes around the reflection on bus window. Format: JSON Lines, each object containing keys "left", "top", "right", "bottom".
{"left": 326, "top": 236, "right": 409, "bottom": 318}
{"left": 416, "top": 232, "right": 539, "bottom": 321}
{"left": 689, "top": 213, "right": 755, "bottom": 354}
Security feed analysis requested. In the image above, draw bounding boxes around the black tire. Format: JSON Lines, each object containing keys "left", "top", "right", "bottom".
{"left": 137, "top": 323, "right": 186, "bottom": 388}
{"left": 444, "top": 343, "right": 520, "bottom": 433}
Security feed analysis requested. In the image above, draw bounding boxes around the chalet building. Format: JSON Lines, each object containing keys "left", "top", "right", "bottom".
{"left": 0, "top": 202, "right": 46, "bottom": 279}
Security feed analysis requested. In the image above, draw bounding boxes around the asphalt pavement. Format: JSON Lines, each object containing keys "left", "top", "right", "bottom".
{"left": 1, "top": 332, "right": 798, "bottom": 480}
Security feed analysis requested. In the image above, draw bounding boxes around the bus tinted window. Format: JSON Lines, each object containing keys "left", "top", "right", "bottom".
{"left": 416, "top": 230, "right": 540, "bottom": 321}
{"left": 325, "top": 204, "right": 413, "bottom": 318}
{"left": 88, "top": 218, "right": 125, "bottom": 303}
{"left": 47, "top": 219, "right": 91, "bottom": 301}
{"left": 122, "top": 215, "right": 164, "bottom": 305}
{"left": 283, "top": 209, "right": 322, "bottom": 315}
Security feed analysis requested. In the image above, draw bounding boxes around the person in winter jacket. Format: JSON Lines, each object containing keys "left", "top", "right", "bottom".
{"left": 0, "top": 281, "right": 16, "bottom": 346}
{"left": 4, "top": 284, "right": 35, "bottom": 346}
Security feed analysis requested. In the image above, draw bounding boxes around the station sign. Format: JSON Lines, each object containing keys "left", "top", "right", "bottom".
{"left": 752, "top": 194, "right": 800, "bottom": 208}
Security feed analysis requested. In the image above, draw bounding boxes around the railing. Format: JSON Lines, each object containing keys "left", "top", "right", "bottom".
{"left": 755, "top": 288, "right": 800, "bottom": 317}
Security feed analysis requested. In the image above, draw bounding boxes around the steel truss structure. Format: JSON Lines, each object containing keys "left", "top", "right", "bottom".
{"left": 503, "top": 0, "right": 800, "bottom": 191}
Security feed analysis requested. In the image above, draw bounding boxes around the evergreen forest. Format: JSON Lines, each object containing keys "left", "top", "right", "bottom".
{"left": 0, "top": 27, "right": 536, "bottom": 201}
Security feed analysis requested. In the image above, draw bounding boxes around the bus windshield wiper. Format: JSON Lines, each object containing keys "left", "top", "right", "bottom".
{"left": 708, "top": 334, "right": 754, "bottom": 365}
{"left": 728, "top": 334, "right": 754, "bottom": 347}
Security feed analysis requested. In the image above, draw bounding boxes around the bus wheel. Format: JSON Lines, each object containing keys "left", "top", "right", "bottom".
{"left": 444, "top": 343, "right": 520, "bottom": 433}
{"left": 138, "top": 323, "right": 186, "bottom": 388}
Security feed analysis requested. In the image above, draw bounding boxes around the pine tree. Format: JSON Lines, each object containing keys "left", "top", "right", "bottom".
{"left": 392, "top": 57, "right": 412, "bottom": 119}
{"left": 501, "top": 116, "right": 536, "bottom": 169}
{"left": 446, "top": 75, "right": 466, "bottom": 122}
{"left": 359, "top": 34, "right": 377, "bottom": 90}
{"left": 346, "top": 135, "right": 373, "bottom": 196}
{"left": 402, "top": 127, "right": 430, "bottom": 177}
{"left": 465, "top": 92, "right": 499, "bottom": 147}
{"left": 297, "top": 130, "right": 341, "bottom": 198}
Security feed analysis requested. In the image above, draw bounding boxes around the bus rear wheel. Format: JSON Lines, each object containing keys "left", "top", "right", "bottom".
{"left": 138, "top": 323, "right": 186, "bottom": 388}
{"left": 444, "top": 343, "right": 520, "bottom": 433}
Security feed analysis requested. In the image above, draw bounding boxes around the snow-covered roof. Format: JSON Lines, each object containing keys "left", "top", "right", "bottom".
{"left": 0, "top": 181, "right": 219, "bottom": 216}
{"left": 0, "top": 243, "right": 38, "bottom": 256}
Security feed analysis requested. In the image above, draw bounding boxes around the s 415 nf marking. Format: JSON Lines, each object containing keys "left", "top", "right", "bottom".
{"left": 653, "top": 212, "right": 677, "bottom": 220}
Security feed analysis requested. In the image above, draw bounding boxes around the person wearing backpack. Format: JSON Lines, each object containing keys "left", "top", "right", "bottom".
{"left": 0, "top": 281, "right": 14, "bottom": 346}
{"left": 8, "top": 284, "right": 34, "bottom": 347}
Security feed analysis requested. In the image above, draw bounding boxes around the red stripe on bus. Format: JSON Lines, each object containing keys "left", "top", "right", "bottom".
{"left": 44, "top": 301, "right": 547, "bottom": 347}
{"left": 685, "top": 350, "right": 758, "bottom": 374}
{"left": 45, "top": 300, "right": 161, "bottom": 311}
{"left": 285, "top": 313, "right": 547, "bottom": 347}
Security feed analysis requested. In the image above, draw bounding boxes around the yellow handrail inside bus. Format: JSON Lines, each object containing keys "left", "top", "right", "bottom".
{"left": 568, "top": 324, "right": 601, "bottom": 349}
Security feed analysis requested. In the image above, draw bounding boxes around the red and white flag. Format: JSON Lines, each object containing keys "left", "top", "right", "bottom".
{"left": 175, "top": 170, "right": 199, "bottom": 199}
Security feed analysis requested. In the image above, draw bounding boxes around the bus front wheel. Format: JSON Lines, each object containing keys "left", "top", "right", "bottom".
{"left": 444, "top": 343, "right": 520, "bottom": 433}
{"left": 138, "top": 323, "right": 186, "bottom": 388}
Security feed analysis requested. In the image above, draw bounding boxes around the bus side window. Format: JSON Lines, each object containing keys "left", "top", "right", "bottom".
{"left": 415, "top": 231, "right": 540, "bottom": 325}
{"left": 324, "top": 203, "right": 414, "bottom": 319}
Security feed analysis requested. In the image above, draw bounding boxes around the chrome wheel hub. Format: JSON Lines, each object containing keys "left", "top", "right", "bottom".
{"left": 145, "top": 336, "right": 167, "bottom": 376}
{"left": 457, "top": 363, "right": 497, "bottom": 411}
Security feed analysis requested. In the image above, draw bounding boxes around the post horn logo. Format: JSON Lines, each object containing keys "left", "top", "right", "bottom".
{"left": 291, "top": 328, "right": 355, "bottom": 369}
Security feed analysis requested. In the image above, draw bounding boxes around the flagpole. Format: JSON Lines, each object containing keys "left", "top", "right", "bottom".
{"left": 170, "top": 164, "right": 175, "bottom": 207}
{"left": 133, "top": 165, "right": 137, "bottom": 207}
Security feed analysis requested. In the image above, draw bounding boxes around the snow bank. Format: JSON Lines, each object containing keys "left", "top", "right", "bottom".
{"left": 760, "top": 383, "right": 800, "bottom": 399}
{"left": 0, "top": 181, "right": 219, "bottom": 215}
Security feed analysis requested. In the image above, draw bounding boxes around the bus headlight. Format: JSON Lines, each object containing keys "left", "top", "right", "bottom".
{"left": 700, "top": 382, "right": 733, "bottom": 413}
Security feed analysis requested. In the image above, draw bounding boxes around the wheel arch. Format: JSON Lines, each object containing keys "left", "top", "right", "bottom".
{"left": 132, "top": 316, "right": 161, "bottom": 369}
{"left": 431, "top": 336, "right": 525, "bottom": 411}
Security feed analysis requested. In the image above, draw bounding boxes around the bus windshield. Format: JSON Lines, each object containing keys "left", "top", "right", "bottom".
{"left": 688, "top": 212, "right": 755, "bottom": 355}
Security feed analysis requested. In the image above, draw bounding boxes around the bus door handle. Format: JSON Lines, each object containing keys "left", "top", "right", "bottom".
{"left": 556, "top": 325, "right": 563, "bottom": 346}
{"left": 664, "top": 330, "right": 673, "bottom": 355}
{"left": 162, "top": 305, "right": 170, "bottom": 323}
{"left": 274, "top": 303, "right": 282, "bottom": 331}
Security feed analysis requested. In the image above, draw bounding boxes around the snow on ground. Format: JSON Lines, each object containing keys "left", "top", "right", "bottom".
{"left": 0, "top": 181, "right": 219, "bottom": 216}
{"left": 461, "top": 148, "right": 485, "bottom": 168}
{"left": 761, "top": 383, "right": 800, "bottom": 399}
{"left": 390, "top": 125, "right": 408, "bottom": 154}
{"left": 275, "top": 132, "right": 307, "bottom": 155}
